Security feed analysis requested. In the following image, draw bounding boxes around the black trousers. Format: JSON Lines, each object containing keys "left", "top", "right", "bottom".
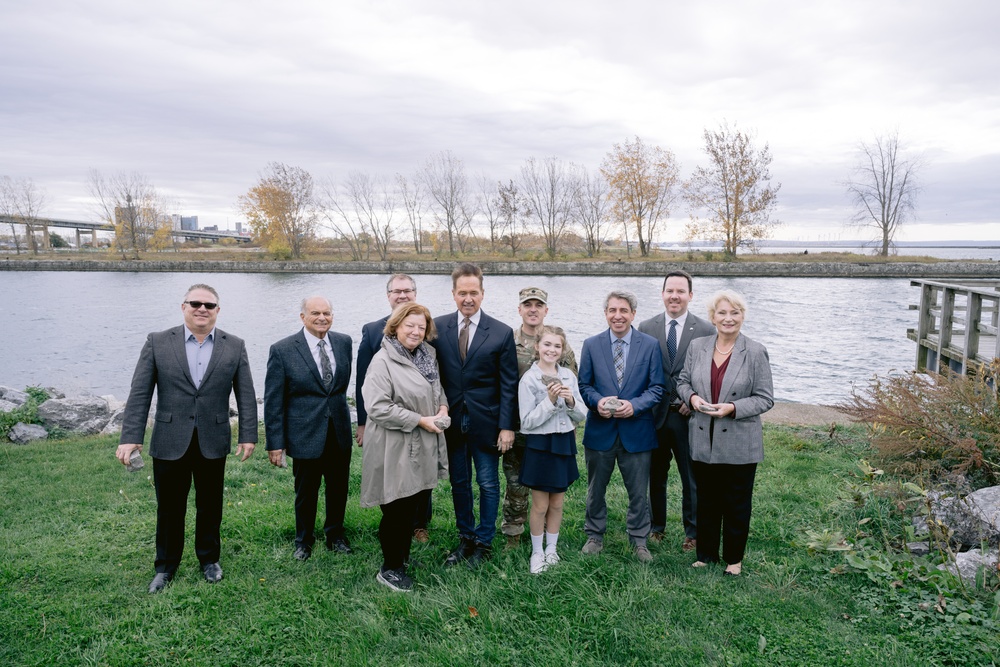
{"left": 413, "top": 488, "right": 432, "bottom": 530}
{"left": 379, "top": 494, "right": 418, "bottom": 571}
{"left": 649, "top": 410, "right": 697, "bottom": 538}
{"left": 152, "top": 430, "right": 227, "bottom": 574}
{"left": 691, "top": 460, "right": 757, "bottom": 565}
{"left": 292, "top": 425, "right": 352, "bottom": 548}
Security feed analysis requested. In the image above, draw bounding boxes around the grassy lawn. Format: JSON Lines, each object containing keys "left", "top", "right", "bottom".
{"left": 1, "top": 425, "right": 996, "bottom": 666}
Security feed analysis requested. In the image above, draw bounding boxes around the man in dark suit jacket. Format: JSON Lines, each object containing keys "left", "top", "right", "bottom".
{"left": 354, "top": 274, "right": 434, "bottom": 542}
{"left": 578, "top": 290, "right": 665, "bottom": 563}
{"left": 430, "top": 263, "right": 518, "bottom": 568}
{"left": 117, "top": 284, "right": 257, "bottom": 594}
{"left": 638, "top": 270, "right": 715, "bottom": 551}
{"left": 264, "top": 296, "right": 354, "bottom": 561}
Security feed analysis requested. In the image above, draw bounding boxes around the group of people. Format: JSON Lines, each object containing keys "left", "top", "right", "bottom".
{"left": 115, "top": 264, "right": 774, "bottom": 594}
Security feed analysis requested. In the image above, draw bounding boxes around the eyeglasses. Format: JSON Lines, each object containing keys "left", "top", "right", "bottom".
{"left": 388, "top": 289, "right": 415, "bottom": 296}
{"left": 184, "top": 301, "right": 218, "bottom": 310}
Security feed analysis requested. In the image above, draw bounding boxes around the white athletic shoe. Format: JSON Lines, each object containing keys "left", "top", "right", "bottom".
{"left": 530, "top": 552, "right": 548, "bottom": 574}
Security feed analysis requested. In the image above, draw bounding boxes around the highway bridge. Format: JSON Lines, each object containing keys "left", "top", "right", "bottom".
{"left": 0, "top": 215, "right": 251, "bottom": 248}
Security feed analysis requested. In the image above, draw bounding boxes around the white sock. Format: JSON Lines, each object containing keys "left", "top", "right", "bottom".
{"left": 545, "top": 532, "right": 559, "bottom": 552}
{"left": 531, "top": 533, "right": 544, "bottom": 554}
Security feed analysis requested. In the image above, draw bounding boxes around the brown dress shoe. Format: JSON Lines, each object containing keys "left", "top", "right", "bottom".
{"left": 649, "top": 531, "right": 665, "bottom": 543}
{"left": 412, "top": 528, "right": 430, "bottom": 543}
{"left": 505, "top": 534, "right": 521, "bottom": 550}
{"left": 682, "top": 537, "right": 697, "bottom": 552}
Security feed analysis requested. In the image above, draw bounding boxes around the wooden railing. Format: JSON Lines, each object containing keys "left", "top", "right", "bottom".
{"left": 908, "top": 279, "right": 1000, "bottom": 374}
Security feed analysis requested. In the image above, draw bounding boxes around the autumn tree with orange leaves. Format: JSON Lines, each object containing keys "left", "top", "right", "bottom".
{"left": 600, "top": 137, "right": 680, "bottom": 257}
{"left": 237, "top": 162, "right": 317, "bottom": 259}
{"left": 684, "top": 123, "right": 781, "bottom": 256}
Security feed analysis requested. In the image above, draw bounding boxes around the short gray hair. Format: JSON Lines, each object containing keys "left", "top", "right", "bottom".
{"left": 706, "top": 290, "right": 748, "bottom": 318}
{"left": 184, "top": 283, "right": 219, "bottom": 301}
{"left": 603, "top": 290, "right": 637, "bottom": 312}
{"left": 300, "top": 295, "right": 333, "bottom": 314}
{"left": 386, "top": 273, "right": 416, "bottom": 292}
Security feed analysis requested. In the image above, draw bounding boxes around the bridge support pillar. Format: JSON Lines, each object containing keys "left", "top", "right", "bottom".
{"left": 41, "top": 225, "right": 50, "bottom": 249}
{"left": 75, "top": 228, "right": 82, "bottom": 249}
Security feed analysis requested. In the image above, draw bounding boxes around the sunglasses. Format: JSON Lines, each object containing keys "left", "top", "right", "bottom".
{"left": 184, "top": 300, "right": 218, "bottom": 310}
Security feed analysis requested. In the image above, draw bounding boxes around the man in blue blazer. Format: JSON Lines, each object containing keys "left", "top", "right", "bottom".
{"left": 117, "top": 284, "right": 257, "bottom": 593}
{"left": 638, "top": 270, "right": 715, "bottom": 551}
{"left": 355, "top": 273, "right": 433, "bottom": 542}
{"left": 578, "top": 290, "right": 665, "bottom": 563}
{"left": 264, "top": 296, "right": 354, "bottom": 561}
{"left": 430, "top": 263, "right": 518, "bottom": 568}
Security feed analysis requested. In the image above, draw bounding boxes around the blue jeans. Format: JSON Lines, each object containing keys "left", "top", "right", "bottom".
{"left": 447, "top": 429, "right": 501, "bottom": 547}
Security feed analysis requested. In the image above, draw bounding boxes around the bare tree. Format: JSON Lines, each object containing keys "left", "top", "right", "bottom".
{"left": 845, "top": 130, "right": 922, "bottom": 257}
{"left": 476, "top": 173, "right": 504, "bottom": 253}
{"left": 89, "top": 170, "right": 166, "bottom": 260}
{"left": 396, "top": 173, "right": 425, "bottom": 254}
{"left": 519, "top": 157, "right": 581, "bottom": 258}
{"left": 237, "top": 162, "right": 317, "bottom": 259}
{"left": 601, "top": 137, "right": 680, "bottom": 257}
{"left": 575, "top": 169, "right": 611, "bottom": 257}
{"left": 421, "top": 151, "right": 470, "bottom": 255}
{"left": 0, "top": 176, "right": 45, "bottom": 254}
{"left": 497, "top": 179, "right": 525, "bottom": 257}
{"left": 684, "top": 122, "right": 781, "bottom": 256}
{"left": 317, "top": 177, "right": 371, "bottom": 261}
{"left": 343, "top": 171, "right": 396, "bottom": 261}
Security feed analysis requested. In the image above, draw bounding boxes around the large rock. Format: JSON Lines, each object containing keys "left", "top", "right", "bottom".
{"left": 0, "top": 386, "right": 30, "bottom": 406}
{"left": 938, "top": 547, "right": 1000, "bottom": 584}
{"left": 8, "top": 422, "right": 48, "bottom": 444}
{"left": 37, "top": 396, "right": 112, "bottom": 435}
{"left": 913, "top": 488, "right": 1000, "bottom": 547}
{"left": 0, "top": 399, "right": 19, "bottom": 413}
{"left": 100, "top": 407, "right": 126, "bottom": 436}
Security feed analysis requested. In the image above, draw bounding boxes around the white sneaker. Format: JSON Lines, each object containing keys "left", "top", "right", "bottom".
{"left": 544, "top": 548, "right": 560, "bottom": 565}
{"left": 530, "top": 552, "right": 548, "bottom": 574}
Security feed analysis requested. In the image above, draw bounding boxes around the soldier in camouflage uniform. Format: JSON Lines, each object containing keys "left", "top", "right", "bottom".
{"left": 503, "top": 287, "right": 578, "bottom": 548}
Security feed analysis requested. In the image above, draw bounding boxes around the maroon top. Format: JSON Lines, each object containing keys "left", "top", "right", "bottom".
{"left": 710, "top": 355, "right": 731, "bottom": 405}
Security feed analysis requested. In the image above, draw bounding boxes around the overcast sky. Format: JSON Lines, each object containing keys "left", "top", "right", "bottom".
{"left": 2, "top": 0, "right": 998, "bottom": 243}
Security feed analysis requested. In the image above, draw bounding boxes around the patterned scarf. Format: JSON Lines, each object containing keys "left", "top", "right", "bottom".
{"left": 386, "top": 335, "right": 438, "bottom": 384}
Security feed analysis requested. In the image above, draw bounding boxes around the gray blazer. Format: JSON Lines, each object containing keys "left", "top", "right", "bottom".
{"left": 676, "top": 333, "right": 774, "bottom": 465}
{"left": 638, "top": 311, "right": 715, "bottom": 429}
{"left": 120, "top": 326, "right": 258, "bottom": 460}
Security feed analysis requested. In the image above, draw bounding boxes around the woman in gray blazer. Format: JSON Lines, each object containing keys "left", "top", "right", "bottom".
{"left": 676, "top": 290, "right": 773, "bottom": 576}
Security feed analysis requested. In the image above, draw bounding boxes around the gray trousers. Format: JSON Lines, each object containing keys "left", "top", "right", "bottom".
{"left": 584, "top": 437, "right": 652, "bottom": 546}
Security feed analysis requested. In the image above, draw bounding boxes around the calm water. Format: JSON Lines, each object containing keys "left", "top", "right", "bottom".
{"left": 0, "top": 271, "right": 920, "bottom": 405}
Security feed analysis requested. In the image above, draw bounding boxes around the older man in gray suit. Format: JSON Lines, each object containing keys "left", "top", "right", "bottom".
{"left": 638, "top": 270, "right": 715, "bottom": 551}
{"left": 117, "top": 284, "right": 257, "bottom": 593}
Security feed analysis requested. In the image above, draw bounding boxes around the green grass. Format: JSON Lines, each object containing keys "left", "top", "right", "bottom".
{"left": 1, "top": 426, "right": 996, "bottom": 666}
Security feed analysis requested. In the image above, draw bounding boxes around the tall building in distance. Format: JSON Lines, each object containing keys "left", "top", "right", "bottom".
{"left": 169, "top": 214, "right": 199, "bottom": 231}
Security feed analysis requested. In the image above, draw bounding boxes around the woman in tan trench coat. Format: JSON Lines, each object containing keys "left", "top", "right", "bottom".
{"left": 361, "top": 302, "right": 448, "bottom": 592}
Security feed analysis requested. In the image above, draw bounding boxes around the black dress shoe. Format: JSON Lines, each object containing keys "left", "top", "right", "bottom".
{"left": 294, "top": 545, "right": 312, "bottom": 561}
{"left": 202, "top": 562, "right": 223, "bottom": 583}
{"left": 326, "top": 537, "right": 353, "bottom": 554}
{"left": 148, "top": 572, "right": 173, "bottom": 594}
{"left": 444, "top": 537, "right": 476, "bottom": 567}
{"left": 466, "top": 543, "right": 493, "bottom": 569}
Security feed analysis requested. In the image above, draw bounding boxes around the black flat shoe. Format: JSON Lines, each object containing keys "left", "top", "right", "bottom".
{"left": 148, "top": 572, "right": 173, "bottom": 594}
{"left": 466, "top": 543, "right": 493, "bottom": 569}
{"left": 202, "top": 562, "right": 223, "bottom": 583}
{"left": 327, "top": 537, "right": 353, "bottom": 554}
{"left": 444, "top": 538, "right": 476, "bottom": 567}
{"left": 294, "top": 545, "right": 312, "bottom": 561}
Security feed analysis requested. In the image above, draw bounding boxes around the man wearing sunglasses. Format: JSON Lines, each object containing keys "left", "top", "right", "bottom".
{"left": 117, "top": 284, "right": 258, "bottom": 593}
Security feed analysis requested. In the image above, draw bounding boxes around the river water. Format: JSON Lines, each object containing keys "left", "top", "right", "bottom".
{"left": 0, "top": 271, "right": 921, "bottom": 405}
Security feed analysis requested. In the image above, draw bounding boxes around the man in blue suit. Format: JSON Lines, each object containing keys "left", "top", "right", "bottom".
{"left": 578, "top": 290, "right": 665, "bottom": 563}
{"left": 264, "top": 296, "right": 354, "bottom": 561}
{"left": 431, "top": 263, "right": 518, "bottom": 568}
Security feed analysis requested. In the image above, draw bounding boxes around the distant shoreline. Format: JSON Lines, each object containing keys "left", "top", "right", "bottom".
{"left": 3, "top": 257, "right": 1000, "bottom": 278}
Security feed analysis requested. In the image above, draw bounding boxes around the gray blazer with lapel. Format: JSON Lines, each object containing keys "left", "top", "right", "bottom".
{"left": 638, "top": 311, "right": 715, "bottom": 429}
{"left": 676, "top": 333, "right": 774, "bottom": 465}
{"left": 119, "top": 325, "right": 258, "bottom": 460}
{"left": 263, "top": 328, "right": 353, "bottom": 459}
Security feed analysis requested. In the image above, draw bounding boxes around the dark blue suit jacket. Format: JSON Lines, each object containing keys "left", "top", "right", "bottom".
{"left": 578, "top": 327, "right": 665, "bottom": 453}
{"left": 264, "top": 328, "right": 353, "bottom": 459}
{"left": 355, "top": 316, "right": 389, "bottom": 427}
{"left": 430, "top": 310, "right": 518, "bottom": 450}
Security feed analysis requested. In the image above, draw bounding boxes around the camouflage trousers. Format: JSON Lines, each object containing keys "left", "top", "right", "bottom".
{"left": 501, "top": 435, "right": 530, "bottom": 536}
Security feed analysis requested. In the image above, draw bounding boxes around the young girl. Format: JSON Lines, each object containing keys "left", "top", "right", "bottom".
{"left": 518, "top": 326, "right": 587, "bottom": 574}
